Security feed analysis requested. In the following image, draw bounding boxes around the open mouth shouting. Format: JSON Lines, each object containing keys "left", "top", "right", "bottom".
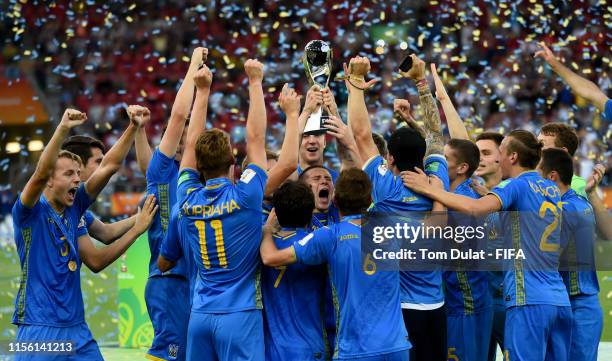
{"left": 67, "top": 186, "right": 78, "bottom": 202}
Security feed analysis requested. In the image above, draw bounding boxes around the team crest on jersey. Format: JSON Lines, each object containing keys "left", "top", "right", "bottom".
{"left": 377, "top": 163, "right": 388, "bottom": 176}
{"left": 168, "top": 344, "right": 179, "bottom": 358}
{"left": 298, "top": 233, "right": 313, "bottom": 246}
{"left": 240, "top": 168, "right": 256, "bottom": 183}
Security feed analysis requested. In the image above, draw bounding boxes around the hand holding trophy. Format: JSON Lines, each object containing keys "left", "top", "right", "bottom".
{"left": 302, "top": 40, "right": 333, "bottom": 134}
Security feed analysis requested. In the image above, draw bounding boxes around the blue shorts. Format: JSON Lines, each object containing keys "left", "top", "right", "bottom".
{"left": 569, "top": 294, "right": 602, "bottom": 361}
{"left": 187, "top": 310, "right": 264, "bottom": 361}
{"left": 15, "top": 322, "right": 103, "bottom": 361}
{"left": 487, "top": 301, "right": 505, "bottom": 361}
{"left": 145, "top": 276, "right": 191, "bottom": 361}
{"left": 338, "top": 350, "right": 409, "bottom": 361}
{"left": 447, "top": 309, "right": 493, "bottom": 361}
{"left": 504, "top": 305, "right": 572, "bottom": 361}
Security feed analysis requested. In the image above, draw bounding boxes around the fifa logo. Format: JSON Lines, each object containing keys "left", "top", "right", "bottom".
{"left": 168, "top": 344, "right": 179, "bottom": 359}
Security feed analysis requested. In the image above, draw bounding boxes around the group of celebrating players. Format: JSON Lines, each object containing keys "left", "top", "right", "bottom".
{"left": 11, "top": 41, "right": 612, "bottom": 361}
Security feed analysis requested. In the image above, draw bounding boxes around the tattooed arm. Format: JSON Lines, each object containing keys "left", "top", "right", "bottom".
{"left": 399, "top": 55, "right": 445, "bottom": 157}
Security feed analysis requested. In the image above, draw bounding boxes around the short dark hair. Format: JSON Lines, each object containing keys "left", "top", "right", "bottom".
{"left": 447, "top": 139, "right": 480, "bottom": 177}
{"left": 272, "top": 181, "right": 315, "bottom": 228}
{"left": 196, "top": 129, "right": 235, "bottom": 179}
{"left": 299, "top": 165, "right": 331, "bottom": 181}
{"left": 334, "top": 168, "right": 372, "bottom": 215}
{"left": 540, "top": 123, "right": 579, "bottom": 156}
{"left": 506, "top": 130, "right": 543, "bottom": 169}
{"left": 539, "top": 148, "right": 573, "bottom": 185}
{"left": 475, "top": 132, "right": 504, "bottom": 146}
{"left": 62, "top": 135, "right": 105, "bottom": 165}
{"left": 387, "top": 127, "right": 426, "bottom": 171}
{"left": 372, "top": 133, "right": 388, "bottom": 158}
{"left": 241, "top": 149, "right": 278, "bottom": 170}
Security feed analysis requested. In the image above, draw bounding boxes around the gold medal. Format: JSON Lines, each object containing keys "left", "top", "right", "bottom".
{"left": 68, "top": 261, "right": 77, "bottom": 272}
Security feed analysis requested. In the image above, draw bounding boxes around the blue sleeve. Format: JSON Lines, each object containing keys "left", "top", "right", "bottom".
{"left": 74, "top": 183, "right": 94, "bottom": 217}
{"left": 84, "top": 211, "right": 96, "bottom": 228}
{"left": 77, "top": 216, "right": 89, "bottom": 238}
{"left": 146, "top": 148, "right": 177, "bottom": 183}
{"left": 160, "top": 208, "right": 183, "bottom": 262}
{"left": 236, "top": 164, "right": 268, "bottom": 210}
{"left": 424, "top": 154, "right": 450, "bottom": 191}
{"left": 12, "top": 196, "right": 39, "bottom": 227}
{"left": 489, "top": 178, "right": 520, "bottom": 211}
{"left": 603, "top": 99, "right": 612, "bottom": 121}
{"left": 362, "top": 155, "right": 396, "bottom": 203}
{"left": 293, "top": 227, "right": 335, "bottom": 265}
{"left": 177, "top": 168, "right": 203, "bottom": 206}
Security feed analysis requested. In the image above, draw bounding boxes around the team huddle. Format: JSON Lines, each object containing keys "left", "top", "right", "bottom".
{"left": 11, "top": 42, "right": 612, "bottom": 361}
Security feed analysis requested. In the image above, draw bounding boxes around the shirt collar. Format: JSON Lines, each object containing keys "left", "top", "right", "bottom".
{"left": 204, "top": 177, "right": 232, "bottom": 191}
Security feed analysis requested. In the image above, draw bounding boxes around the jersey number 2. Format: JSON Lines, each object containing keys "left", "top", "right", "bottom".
{"left": 195, "top": 220, "right": 227, "bottom": 268}
{"left": 538, "top": 201, "right": 561, "bottom": 252}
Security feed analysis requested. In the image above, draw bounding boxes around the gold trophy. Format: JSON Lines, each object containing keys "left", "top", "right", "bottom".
{"left": 302, "top": 40, "right": 333, "bottom": 134}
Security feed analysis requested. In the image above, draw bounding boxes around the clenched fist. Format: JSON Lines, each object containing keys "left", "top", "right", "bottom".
{"left": 193, "top": 65, "right": 213, "bottom": 90}
{"left": 244, "top": 59, "right": 264, "bottom": 83}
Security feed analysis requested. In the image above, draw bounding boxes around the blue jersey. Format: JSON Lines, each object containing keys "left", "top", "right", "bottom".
{"left": 297, "top": 163, "right": 339, "bottom": 183}
{"left": 146, "top": 148, "right": 183, "bottom": 278}
{"left": 177, "top": 165, "right": 267, "bottom": 313}
{"left": 312, "top": 205, "right": 340, "bottom": 229}
{"left": 364, "top": 154, "right": 450, "bottom": 305}
{"left": 489, "top": 170, "right": 569, "bottom": 307}
{"left": 602, "top": 98, "right": 612, "bottom": 121}
{"left": 445, "top": 178, "right": 492, "bottom": 315}
{"left": 486, "top": 212, "right": 505, "bottom": 306}
{"left": 159, "top": 204, "right": 197, "bottom": 301}
{"left": 293, "top": 217, "right": 410, "bottom": 359}
{"left": 559, "top": 189, "right": 599, "bottom": 296}
{"left": 262, "top": 228, "right": 327, "bottom": 360}
{"left": 12, "top": 184, "right": 93, "bottom": 326}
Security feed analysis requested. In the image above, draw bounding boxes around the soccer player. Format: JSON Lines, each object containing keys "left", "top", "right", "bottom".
{"left": 428, "top": 64, "right": 507, "bottom": 360}
{"left": 141, "top": 47, "right": 206, "bottom": 361}
{"left": 348, "top": 54, "right": 449, "bottom": 361}
{"left": 62, "top": 134, "right": 136, "bottom": 244}
{"left": 440, "top": 139, "right": 493, "bottom": 361}
{"left": 260, "top": 180, "right": 328, "bottom": 360}
{"left": 403, "top": 129, "right": 572, "bottom": 361}
{"left": 537, "top": 123, "right": 584, "bottom": 196}
{"left": 177, "top": 59, "right": 268, "bottom": 360}
{"left": 538, "top": 148, "right": 602, "bottom": 361}
{"left": 260, "top": 168, "right": 411, "bottom": 360}
{"left": 12, "top": 108, "right": 157, "bottom": 360}
{"left": 299, "top": 165, "right": 339, "bottom": 227}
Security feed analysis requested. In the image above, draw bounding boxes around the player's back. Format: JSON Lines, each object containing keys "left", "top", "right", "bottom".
{"left": 262, "top": 229, "right": 327, "bottom": 361}
{"left": 177, "top": 165, "right": 267, "bottom": 313}
{"left": 490, "top": 171, "right": 569, "bottom": 307}
{"left": 364, "top": 154, "right": 450, "bottom": 305}
{"left": 325, "top": 219, "right": 409, "bottom": 358}
{"left": 559, "top": 189, "right": 599, "bottom": 296}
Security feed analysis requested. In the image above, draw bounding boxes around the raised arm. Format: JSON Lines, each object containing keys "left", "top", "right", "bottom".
{"left": 84, "top": 105, "right": 145, "bottom": 199}
{"left": 430, "top": 63, "right": 469, "bottom": 140}
{"left": 180, "top": 66, "right": 212, "bottom": 171}
{"left": 264, "top": 84, "right": 301, "bottom": 198}
{"left": 159, "top": 47, "right": 207, "bottom": 158}
{"left": 79, "top": 195, "right": 157, "bottom": 273}
{"left": 88, "top": 215, "right": 137, "bottom": 245}
{"left": 244, "top": 59, "right": 267, "bottom": 170}
{"left": 21, "top": 109, "right": 87, "bottom": 208}
{"left": 346, "top": 58, "right": 380, "bottom": 162}
{"left": 322, "top": 87, "right": 362, "bottom": 169}
{"left": 400, "top": 55, "right": 444, "bottom": 157}
{"left": 535, "top": 42, "right": 609, "bottom": 112}
{"left": 135, "top": 124, "right": 152, "bottom": 174}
